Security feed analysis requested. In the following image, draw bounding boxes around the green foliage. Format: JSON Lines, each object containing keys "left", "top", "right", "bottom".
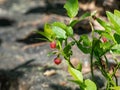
{"left": 96, "top": 18, "right": 111, "bottom": 32}
{"left": 52, "top": 26, "right": 67, "bottom": 39}
{"left": 114, "top": 10, "right": 120, "bottom": 18}
{"left": 114, "top": 33, "right": 120, "bottom": 44}
{"left": 106, "top": 11, "right": 120, "bottom": 34}
{"left": 77, "top": 35, "right": 92, "bottom": 54}
{"left": 63, "top": 41, "right": 75, "bottom": 57}
{"left": 111, "top": 44, "right": 120, "bottom": 54}
{"left": 68, "top": 65, "right": 83, "bottom": 83}
{"left": 37, "top": 0, "right": 120, "bottom": 89}
{"left": 52, "top": 22, "right": 73, "bottom": 37}
{"left": 64, "top": 0, "right": 79, "bottom": 18}
{"left": 84, "top": 79, "right": 97, "bottom": 90}
{"left": 70, "top": 12, "right": 91, "bottom": 27}
{"left": 110, "top": 86, "right": 120, "bottom": 90}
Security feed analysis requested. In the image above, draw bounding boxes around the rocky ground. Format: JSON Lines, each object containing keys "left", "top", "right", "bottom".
{"left": 0, "top": 0, "right": 120, "bottom": 90}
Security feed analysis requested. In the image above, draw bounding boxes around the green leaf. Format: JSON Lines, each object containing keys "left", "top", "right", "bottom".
{"left": 66, "top": 26, "right": 73, "bottom": 36}
{"left": 111, "top": 44, "right": 120, "bottom": 54}
{"left": 100, "top": 42, "right": 112, "bottom": 50}
{"left": 93, "top": 38, "right": 112, "bottom": 57}
{"left": 106, "top": 11, "right": 120, "bottom": 34}
{"left": 52, "top": 26, "right": 67, "bottom": 39}
{"left": 76, "top": 63, "right": 82, "bottom": 71}
{"left": 110, "top": 86, "right": 120, "bottom": 90}
{"left": 69, "top": 20, "right": 79, "bottom": 27}
{"left": 76, "top": 35, "right": 92, "bottom": 54}
{"left": 52, "top": 22, "right": 66, "bottom": 30}
{"left": 69, "top": 79, "right": 86, "bottom": 89}
{"left": 68, "top": 65, "right": 83, "bottom": 82}
{"left": 63, "top": 41, "right": 75, "bottom": 57}
{"left": 80, "top": 12, "right": 91, "bottom": 21}
{"left": 52, "top": 22, "right": 73, "bottom": 36}
{"left": 44, "top": 23, "right": 55, "bottom": 37}
{"left": 94, "top": 30, "right": 105, "bottom": 34}
{"left": 114, "top": 10, "right": 120, "bottom": 18}
{"left": 36, "top": 31, "right": 51, "bottom": 41}
{"left": 77, "top": 42, "right": 91, "bottom": 54}
{"left": 114, "top": 33, "right": 120, "bottom": 44}
{"left": 95, "top": 30, "right": 114, "bottom": 41}
{"left": 84, "top": 79, "right": 97, "bottom": 90}
{"left": 64, "top": 0, "right": 79, "bottom": 18}
{"left": 96, "top": 18, "right": 111, "bottom": 32}
{"left": 80, "top": 35, "right": 92, "bottom": 46}
{"left": 70, "top": 12, "right": 91, "bottom": 27}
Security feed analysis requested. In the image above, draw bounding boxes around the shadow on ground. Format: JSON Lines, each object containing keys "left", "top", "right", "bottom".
{"left": 16, "top": 28, "right": 47, "bottom": 44}
{"left": 25, "top": 1, "right": 66, "bottom": 16}
{"left": 0, "top": 59, "right": 35, "bottom": 90}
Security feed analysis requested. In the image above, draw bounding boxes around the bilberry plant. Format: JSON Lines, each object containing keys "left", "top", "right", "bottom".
{"left": 37, "top": 0, "right": 120, "bottom": 90}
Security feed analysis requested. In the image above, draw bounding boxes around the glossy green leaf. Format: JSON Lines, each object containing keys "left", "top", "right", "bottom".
{"left": 52, "top": 22, "right": 66, "bottom": 30}
{"left": 52, "top": 22, "right": 73, "bottom": 36}
{"left": 106, "top": 11, "right": 120, "bottom": 34}
{"left": 84, "top": 79, "right": 97, "bottom": 90}
{"left": 64, "top": 0, "right": 79, "bottom": 18}
{"left": 68, "top": 65, "right": 83, "bottom": 82}
{"left": 52, "top": 26, "right": 67, "bottom": 39}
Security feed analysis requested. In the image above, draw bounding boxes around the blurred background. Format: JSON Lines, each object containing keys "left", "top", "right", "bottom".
{"left": 0, "top": 0, "right": 120, "bottom": 90}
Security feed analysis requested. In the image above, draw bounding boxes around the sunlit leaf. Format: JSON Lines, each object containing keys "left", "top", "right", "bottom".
{"left": 52, "top": 26, "right": 67, "bottom": 39}
{"left": 36, "top": 31, "right": 51, "bottom": 41}
{"left": 106, "top": 11, "right": 120, "bottom": 34}
{"left": 44, "top": 23, "right": 54, "bottom": 37}
{"left": 96, "top": 18, "right": 111, "bottom": 32}
{"left": 114, "top": 10, "right": 120, "bottom": 18}
{"left": 64, "top": 0, "right": 79, "bottom": 18}
{"left": 84, "top": 79, "right": 97, "bottom": 90}
{"left": 66, "top": 26, "right": 73, "bottom": 36}
{"left": 52, "top": 22, "right": 73, "bottom": 36}
{"left": 68, "top": 65, "right": 83, "bottom": 82}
